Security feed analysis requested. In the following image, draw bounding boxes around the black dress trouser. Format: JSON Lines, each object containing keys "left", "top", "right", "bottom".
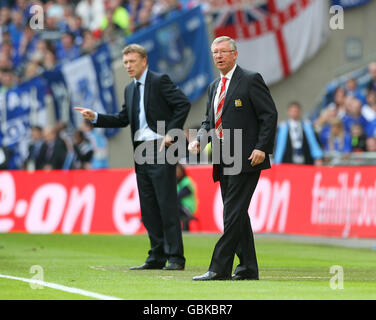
{"left": 209, "top": 165, "right": 261, "bottom": 278}
{"left": 134, "top": 140, "right": 185, "bottom": 267}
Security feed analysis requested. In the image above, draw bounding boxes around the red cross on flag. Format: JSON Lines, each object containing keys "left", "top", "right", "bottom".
{"left": 209, "top": 0, "right": 329, "bottom": 84}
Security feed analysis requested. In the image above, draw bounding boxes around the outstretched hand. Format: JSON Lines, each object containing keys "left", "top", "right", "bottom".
{"left": 74, "top": 107, "right": 95, "bottom": 122}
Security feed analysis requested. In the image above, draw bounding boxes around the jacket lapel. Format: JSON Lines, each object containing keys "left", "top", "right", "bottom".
{"left": 143, "top": 70, "right": 151, "bottom": 114}
{"left": 128, "top": 83, "right": 136, "bottom": 125}
{"left": 222, "top": 65, "right": 242, "bottom": 115}
{"left": 210, "top": 78, "right": 221, "bottom": 125}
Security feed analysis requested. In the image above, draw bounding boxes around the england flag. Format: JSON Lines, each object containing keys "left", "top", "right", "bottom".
{"left": 210, "top": 0, "right": 329, "bottom": 84}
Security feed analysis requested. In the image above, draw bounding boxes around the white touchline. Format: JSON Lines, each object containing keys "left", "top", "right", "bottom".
{"left": 0, "top": 274, "right": 123, "bottom": 300}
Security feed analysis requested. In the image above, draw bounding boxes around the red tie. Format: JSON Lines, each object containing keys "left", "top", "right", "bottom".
{"left": 215, "top": 77, "right": 227, "bottom": 139}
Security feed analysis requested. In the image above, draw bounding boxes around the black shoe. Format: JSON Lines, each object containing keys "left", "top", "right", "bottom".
{"left": 192, "top": 271, "right": 230, "bottom": 281}
{"left": 163, "top": 262, "right": 185, "bottom": 271}
{"left": 231, "top": 273, "right": 259, "bottom": 280}
{"left": 129, "top": 263, "right": 165, "bottom": 270}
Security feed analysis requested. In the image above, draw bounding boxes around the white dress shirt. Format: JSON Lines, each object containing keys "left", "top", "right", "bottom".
{"left": 92, "top": 68, "right": 163, "bottom": 142}
{"left": 133, "top": 68, "right": 163, "bottom": 142}
{"left": 213, "top": 64, "right": 237, "bottom": 114}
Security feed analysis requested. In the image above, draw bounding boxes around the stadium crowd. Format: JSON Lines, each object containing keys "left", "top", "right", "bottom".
{"left": 1, "top": 120, "right": 110, "bottom": 171}
{"left": 0, "top": 0, "right": 192, "bottom": 89}
{"left": 0, "top": 0, "right": 196, "bottom": 171}
{"left": 1, "top": 0, "right": 376, "bottom": 170}
{"left": 274, "top": 61, "right": 376, "bottom": 166}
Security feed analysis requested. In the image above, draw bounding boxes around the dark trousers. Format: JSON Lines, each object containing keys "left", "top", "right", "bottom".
{"left": 134, "top": 140, "right": 185, "bottom": 266}
{"left": 209, "top": 166, "right": 260, "bottom": 277}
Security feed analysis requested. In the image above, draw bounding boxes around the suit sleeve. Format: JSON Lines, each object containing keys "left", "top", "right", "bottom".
{"left": 250, "top": 73, "right": 278, "bottom": 154}
{"left": 196, "top": 84, "right": 214, "bottom": 148}
{"left": 94, "top": 88, "right": 130, "bottom": 128}
{"left": 160, "top": 74, "right": 191, "bottom": 132}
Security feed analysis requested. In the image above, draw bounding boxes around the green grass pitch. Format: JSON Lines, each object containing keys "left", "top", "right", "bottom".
{"left": 0, "top": 233, "right": 375, "bottom": 300}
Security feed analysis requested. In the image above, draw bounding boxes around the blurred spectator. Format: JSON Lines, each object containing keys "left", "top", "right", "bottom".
{"left": 158, "top": 0, "right": 182, "bottom": 20}
{"left": 326, "top": 86, "right": 347, "bottom": 119}
{"left": 366, "top": 117, "right": 376, "bottom": 139}
{"left": 45, "top": 0, "right": 66, "bottom": 23}
{"left": 71, "top": 129, "right": 93, "bottom": 169}
{"left": 366, "top": 137, "right": 376, "bottom": 152}
{"left": 133, "top": 0, "right": 153, "bottom": 31}
{"left": 23, "top": 57, "right": 43, "bottom": 80}
{"left": 55, "top": 121, "right": 73, "bottom": 153}
{"left": 128, "top": 0, "right": 142, "bottom": 32}
{"left": 24, "top": 125, "right": 45, "bottom": 170}
{"left": 321, "top": 118, "right": 352, "bottom": 154}
{"left": 274, "top": 102, "right": 323, "bottom": 165}
{"left": 80, "top": 29, "right": 99, "bottom": 54}
{"left": 17, "top": 24, "right": 39, "bottom": 66}
{"left": 350, "top": 123, "right": 367, "bottom": 152}
{"left": 81, "top": 120, "right": 109, "bottom": 169}
{"left": 0, "top": 145, "right": 11, "bottom": 170}
{"left": 75, "top": 0, "right": 105, "bottom": 31}
{"left": 361, "top": 89, "right": 376, "bottom": 122}
{"left": 40, "top": 5, "right": 64, "bottom": 42}
{"left": 176, "top": 163, "right": 197, "bottom": 231}
{"left": 40, "top": 125, "right": 67, "bottom": 170}
{"left": 314, "top": 104, "right": 339, "bottom": 143}
{"left": 0, "top": 67, "right": 16, "bottom": 93}
{"left": 367, "top": 62, "right": 376, "bottom": 93}
{"left": 342, "top": 97, "right": 369, "bottom": 134}
{"left": 1, "top": 39, "right": 21, "bottom": 69}
{"left": 56, "top": 31, "right": 81, "bottom": 63}
{"left": 345, "top": 77, "right": 366, "bottom": 105}
{"left": 101, "top": 0, "right": 131, "bottom": 39}
{"left": 42, "top": 47, "right": 57, "bottom": 70}
{"left": 67, "top": 14, "right": 85, "bottom": 47}
{"left": 8, "top": 8, "right": 24, "bottom": 51}
{"left": 0, "top": 6, "right": 11, "bottom": 38}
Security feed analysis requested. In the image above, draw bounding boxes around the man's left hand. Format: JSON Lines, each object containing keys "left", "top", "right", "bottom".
{"left": 159, "top": 134, "right": 174, "bottom": 152}
{"left": 248, "top": 149, "right": 265, "bottom": 167}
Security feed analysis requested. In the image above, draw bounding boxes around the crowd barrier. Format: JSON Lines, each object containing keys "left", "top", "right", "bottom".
{"left": 1, "top": 164, "right": 376, "bottom": 238}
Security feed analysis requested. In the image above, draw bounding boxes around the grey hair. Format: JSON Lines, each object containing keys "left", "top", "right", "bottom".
{"left": 211, "top": 36, "right": 237, "bottom": 51}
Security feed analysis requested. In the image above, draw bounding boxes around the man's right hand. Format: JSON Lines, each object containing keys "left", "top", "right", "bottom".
{"left": 74, "top": 107, "right": 95, "bottom": 121}
{"left": 188, "top": 140, "right": 200, "bottom": 154}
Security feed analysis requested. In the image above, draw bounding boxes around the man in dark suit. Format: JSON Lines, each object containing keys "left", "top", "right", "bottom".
{"left": 75, "top": 44, "right": 190, "bottom": 271}
{"left": 40, "top": 126, "right": 67, "bottom": 170}
{"left": 24, "top": 126, "right": 45, "bottom": 170}
{"left": 189, "top": 36, "right": 278, "bottom": 281}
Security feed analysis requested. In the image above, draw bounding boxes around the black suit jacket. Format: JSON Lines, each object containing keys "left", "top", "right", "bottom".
{"left": 94, "top": 70, "right": 191, "bottom": 144}
{"left": 198, "top": 65, "right": 278, "bottom": 180}
{"left": 40, "top": 137, "right": 67, "bottom": 169}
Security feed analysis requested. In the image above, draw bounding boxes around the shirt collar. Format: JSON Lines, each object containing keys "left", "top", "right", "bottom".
{"left": 220, "top": 64, "right": 237, "bottom": 82}
{"left": 288, "top": 119, "right": 302, "bottom": 127}
{"left": 134, "top": 67, "right": 148, "bottom": 86}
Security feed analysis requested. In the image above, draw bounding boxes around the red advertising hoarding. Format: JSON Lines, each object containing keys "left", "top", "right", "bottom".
{"left": 1, "top": 165, "right": 376, "bottom": 238}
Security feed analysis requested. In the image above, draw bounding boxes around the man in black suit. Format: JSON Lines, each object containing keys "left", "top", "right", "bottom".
{"left": 75, "top": 44, "right": 190, "bottom": 271}
{"left": 40, "top": 126, "right": 67, "bottom": 170}
{"left": 25, "top": 126, "right": 45, "bottom": 170}
{"left": 189, "top": 36, "right": 278, "bottom": 281}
